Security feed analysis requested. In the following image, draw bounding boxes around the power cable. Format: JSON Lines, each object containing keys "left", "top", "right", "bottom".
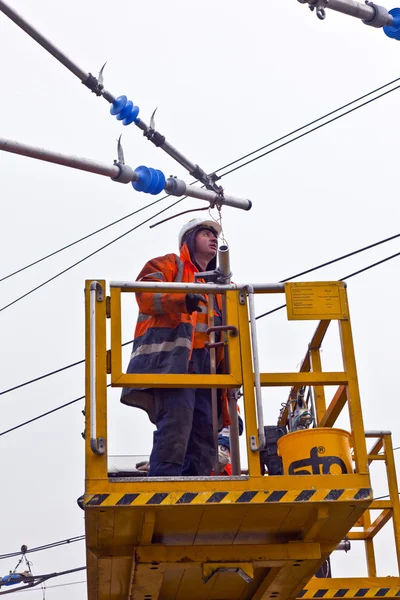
{"left": 0, "top": 339, "right": 133, "bottom": 397}
{"left": 0, "top": 395, "right": 85, "bottom": 437}
{"left": 255, "top": 249, "right": 400, "bottom": 320}
{"left": 12, "top": 580, "right": 86, "bottom": 593}
{"left": 0, "top": 360, "right": 85, "bottom": 397}
{"left": 0, "top": 537, "right": 84, "bottom": 561}
{"left": 220, "top": 83, "right": 400, "bottom": 179}
{"left": 0, "top": 194, "right": 172, "bottom": 283}
{"left": 3, "top": 76, "right": 400, "bottom": 284}
{"left": 373, "top": 491, "right": 400, "bottom": 500}
{"left": 0, "top": 196, "right": 186, "bottom": 313}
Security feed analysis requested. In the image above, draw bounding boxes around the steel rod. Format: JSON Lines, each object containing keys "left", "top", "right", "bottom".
{"left": 165, "top": 178, "right": 252, "bottom": 210}
{"left": 111, "top": 281, "right": 285, "bottom": 293}
{"left": 301, "top": 0, "right": 393, "bottom": 25}
{"left": 89, "top": 282, "right": 105, "bottom": 455}
{"left": 207, "top": 293, "right": 219, "bottom": 474}
{"left": 0, "top": 137, "right": 123, "bottom": 179}
{"left": 245, "top": 285, "right": 265, "bottom": 452}
{"left": 0, "top": 138, "right": 250, "bottom": 203}
{"left": 326, "top": 0, "right": 391, "bottom": 22}
{"left": 218, "top": 245, "right": 241, "bottom": 476}
{"left": 0, "top": 0, "right": 90, "bottom": 82}
{"left": 0, "top": 0, "right": 219, "bottom": 186}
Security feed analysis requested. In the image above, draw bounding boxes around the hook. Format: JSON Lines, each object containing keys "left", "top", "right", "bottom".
{"left": 149, "top": 107, "right": 158, "bottom": 131}
{"left": 97, "top": 62, "right": 107, "bottom": 87}
{"left": 116, "top": 134, "right": 125, "bottom": 165}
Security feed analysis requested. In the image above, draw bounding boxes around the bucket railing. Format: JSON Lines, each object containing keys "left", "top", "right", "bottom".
{"left": 85, "top": 278, "right": 373, "bottom": 480}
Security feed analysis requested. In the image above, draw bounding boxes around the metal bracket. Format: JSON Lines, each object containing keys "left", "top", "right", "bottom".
{"left": 250, "top": 435, "right": 258, "bottom": 451}
{"left": 91, "top": 281, "right": 103, "bottom": 301}
{"left": 239, "top": 288, "right": 247, "bottom": 305}
{"left": 111, "top": 161, "right": 134, "bottom": 184}
{"left": 194, "top": 267, "right": 228, "bottom": 284}
{"left": 363, "top": 0, "right": 390, "bottom": 27}
{"left": 304, "top": 0, "right": 329, "bottom": 19}
{"left": 202, "top": 563, "right": 254, "bottom": 584}
{"left": 90, "top": 437, "right": 106, "bottom": 455}
{"left": 82, "top": 73, "right": 104, "bottom": 96}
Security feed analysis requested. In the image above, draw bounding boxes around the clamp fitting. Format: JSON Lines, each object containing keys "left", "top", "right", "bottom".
{"left": 363, "top": 1, "right": 391, "bottom": 27}
{"left": 111, "top": 162, "right": 135, "bottom": 184}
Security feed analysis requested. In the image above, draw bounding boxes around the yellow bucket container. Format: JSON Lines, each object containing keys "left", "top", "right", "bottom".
{"left": 277, "top": 428, "right": 353, "bottom": 475}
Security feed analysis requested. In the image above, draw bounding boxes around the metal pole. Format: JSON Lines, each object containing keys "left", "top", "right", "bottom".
{"left": 299, "top": 0, "right": 393, "bottom": 26}
{"left": 0, "top": 137, "right": 127, "bottom": 180}
{"left": 207, "top": 294, "right": 219, "bottom": 474}
{"left": 0, "top": 0, "right": 93, "bottom": 84}
{"left": 0, "top": 0, "right": 220, "bottom": 187}
{"left": 165, "top": 178, "right": 252, "bottom": 211}
{"left": 89, "top": 282, "right": 105, "bottom": 455}
{"left": 110, "top": 281, "right": 285, "bottom": 293}
{"left": 2, "top": 138, "right": 253, "bottom": 201}
{"left": 218, "top": 245, "right": 241, "bottom": 476}
{"left": 244, "top": 285, "right": 266, "bottom": 452}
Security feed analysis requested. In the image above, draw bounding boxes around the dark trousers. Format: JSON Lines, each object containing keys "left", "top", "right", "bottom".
{"left": 148, "top": 349, "right": 216, "bottom": 477}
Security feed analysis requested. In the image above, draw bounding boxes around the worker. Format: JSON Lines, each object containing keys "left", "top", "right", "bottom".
{"left": 121, "top": 217, "right": 231, "bottom": 477}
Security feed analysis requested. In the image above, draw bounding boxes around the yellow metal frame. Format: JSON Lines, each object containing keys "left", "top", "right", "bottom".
{"left": 84, "top": 279, "right": 400, "bottom": 600}
{"left": 85, "top": 279, "right": 374, "bottom": 483}
{"left": 347, "top": 431, "right": 400, "bottom": 576}
{"left": 109, "top": 286, "right": 243, "bottom": 389}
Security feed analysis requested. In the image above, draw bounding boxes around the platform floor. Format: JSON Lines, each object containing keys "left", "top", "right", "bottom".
{"left": 85, "top": 475, "right": 372, "bottom": 600}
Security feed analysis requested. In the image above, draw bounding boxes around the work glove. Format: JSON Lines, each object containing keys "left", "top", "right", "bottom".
{"left": 185, "top": 293, "right": 206, "bottom": 314}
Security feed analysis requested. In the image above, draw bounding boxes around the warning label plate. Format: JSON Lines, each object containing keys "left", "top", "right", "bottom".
{"left": 285, "top": 282, "right": 347, "bottom": 320}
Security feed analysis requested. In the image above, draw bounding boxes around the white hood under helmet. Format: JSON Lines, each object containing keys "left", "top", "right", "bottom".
{"left": 178, "top": 217, "right": 222, "bottom": 248}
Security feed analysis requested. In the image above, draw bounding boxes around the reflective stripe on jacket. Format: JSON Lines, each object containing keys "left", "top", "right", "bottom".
{"left": 121, "top": 243, "right": 230, "bottom": 427}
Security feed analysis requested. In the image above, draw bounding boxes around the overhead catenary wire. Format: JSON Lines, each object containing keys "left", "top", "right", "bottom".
{"left": 0, "top": 196, "right": 186, "bottom": 313}
{"left": 220, "top": 83, "right": 400, "bottom": 179}
{"left": 255, "top": 249, "right": 400, "bottom": 320}
{"left": 0, "top": 339, "right": 133, "bottom": 396}
{"left": 2, "top": 76, "right": 400, "bottom": 287}
{"left": 0, "top": 193, "right": 173, "bottom": 283}
{"left": 0, "top": 537, "right": 85, "bottom": 561}
{"left": 11, "top": 580, "right": 86, "bottom": 593}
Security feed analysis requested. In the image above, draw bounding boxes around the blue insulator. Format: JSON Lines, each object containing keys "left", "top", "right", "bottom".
{"left": 1, "top": 574, "right": 22, "bottom": 586}
{"left": 110, "top": 95, "right": 127, "bottom": 116}
{"left": 383, "top": 8, "right": 400, "bottom": 39}
{"left": 123, "top": 104, "right": 140, "bottom": 125}
{"left": 116, "top": 100, "right": 134, "bottom": 121}
{"left": 132, "top": 166, "right": 166, "bottom": 195}
{"left": 110, "top": 95, "right": 140, "bottom": 124}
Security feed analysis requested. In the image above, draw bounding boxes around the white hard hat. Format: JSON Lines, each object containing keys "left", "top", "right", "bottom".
{"left": 178, "top": 217, "right": 222, "bottom": 248}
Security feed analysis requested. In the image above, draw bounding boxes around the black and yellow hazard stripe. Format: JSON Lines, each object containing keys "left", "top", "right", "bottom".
{"left": 298, "top": 587, "right": 400, "bottom": 598}
{"left": 84, "top": 487, "right": 372, "bottom": 507}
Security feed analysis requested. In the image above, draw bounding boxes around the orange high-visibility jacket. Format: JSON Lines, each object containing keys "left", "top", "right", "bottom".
{"left": 120, "top": 243, "right": 231, "bottom": 428}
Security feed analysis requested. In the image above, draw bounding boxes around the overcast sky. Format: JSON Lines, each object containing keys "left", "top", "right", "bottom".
{"left": 1, "top": 0, "right": 400, "bottom": 597}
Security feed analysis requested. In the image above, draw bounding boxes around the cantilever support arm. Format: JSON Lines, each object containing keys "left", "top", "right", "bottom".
{"left": 0, "top": 0, "right": 222, "bottom": 189}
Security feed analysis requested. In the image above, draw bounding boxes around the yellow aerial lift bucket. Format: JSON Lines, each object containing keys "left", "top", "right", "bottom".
{"left": 278, "top": 428, "right": 353, "bottom": 476}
